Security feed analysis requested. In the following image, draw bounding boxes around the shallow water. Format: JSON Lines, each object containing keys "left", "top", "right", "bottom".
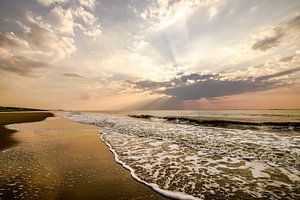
{"left": 91, "top": 109, "right": 300, "bottom": 122}
{"left": 67, "top": 111, "right": 300, "bottom": 199}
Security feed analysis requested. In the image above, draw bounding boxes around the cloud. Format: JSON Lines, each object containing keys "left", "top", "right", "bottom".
{"left": 0, "top": 0, "right": 103, "bottom": 76}
{"left": 162, "top": 79, "right": 275, "bottom": 100}
{"left": 140, "top": 0, "right": 223, "bottom": 32}
{"left": 132, "top": 67, "right": 300, "bottom": 100}
{"left": 63, "top": 72, "right": 85, "bottom": 78}
{"left": 256, "top": 67, "right": 300, "bottom": 81}
{"left": 252, "top": 14, "right": 300, "bottom": 51}
{"left": 131, "top": 80, "right": 171, "bottom": 89}
{"left": 279, "top": 55, "right": 295, "bottom": 62}
{"left": 47, "top": 6, "right": 74, "bottom": 35}
{"left": 252, "top": 28, "right": 284, "bottom": 51}
{"left": 0, "top": 11, "right": 76, "bottom": 76}
{"left": 287, "top": 14, "right": 300, "bottom": 29}
{"left": 0, "top": 32, "right": 28, "bottom": 49}
{"left": 37, "top": 0, "right": 69, "bottom": 6}
{"left": 72, "top": 6, "right": 102, "bottom": 38}
{"left": 78, "top": 0, "right": 97, "bottom": 10}
{"left": 37, "top": 0, "right": 102, "bottom": 39}
{"left": 25, "top": 12, "right": 76, "bottom": 60}
{"left": 0, "top": 48, "right": 49, "bottom": 76}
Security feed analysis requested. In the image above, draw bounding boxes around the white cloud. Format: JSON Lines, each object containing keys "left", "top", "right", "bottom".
{"left": 98, "top": 49, "right": 173, "bottom": 81}
{"left": 25, "top": 12, "right": 76, "bottom": 60}
{"left": 37, "top": 0, "right": 69, "bottom": 7}
{"left": 0, "top": 1, "right": 103, "bottom": 76}
{"left": 72, "top": 6, "right": 102, "bottom": 39}
{"left": 78, "top": 0, "right": 97, "bottom": 10}
{"left": 0, "top": 46, "right": 49, "bottom": 76}
{"left": 140, "top": 0, "right": 223, "bottom": 32}
{"left": 222, "top": 53, "right": 300, "bottom": 81}
{"left": 208, "top": 1, "right": 223, "bottom": 20}
{"left": 0, "top": 10, "right": 77, "bottom": 76}
{"left": 47, "top": 6, "right": 74, "bottom": 35}
{"left": 36, "top": 0, "right": 102, "bottom": 39}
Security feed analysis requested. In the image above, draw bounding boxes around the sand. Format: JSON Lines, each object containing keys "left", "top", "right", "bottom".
{"left": 0, "top": 113, "right": 167, "bottom": 200}
{"left": 0, "top": 112, "right": 54, "bottom": 150}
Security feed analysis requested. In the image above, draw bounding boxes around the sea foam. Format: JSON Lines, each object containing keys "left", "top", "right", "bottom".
{"left": 67, "top": 112, "right": 300, "bottom": 199}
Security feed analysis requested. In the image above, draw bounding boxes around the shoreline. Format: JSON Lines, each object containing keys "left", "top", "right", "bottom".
{"left": 0, "top": 112, "right": 54, "bottom": 150}
{"left": 100, "top": 131, "right": 199, "bottom": 200}
{"left": 67, "top": 111, "right": 300, "bottom": 199}
{"left": 0, "top": 113, "right": 167, "bottom": 199}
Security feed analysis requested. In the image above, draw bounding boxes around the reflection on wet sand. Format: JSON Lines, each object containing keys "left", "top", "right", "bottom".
{"left": 0, "top": 114, "right": 166, "bottom": 200}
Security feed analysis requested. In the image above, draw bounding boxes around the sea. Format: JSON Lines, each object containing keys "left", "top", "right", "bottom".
{"left": 66, "top": 110, "right": 300, "bottom": 200}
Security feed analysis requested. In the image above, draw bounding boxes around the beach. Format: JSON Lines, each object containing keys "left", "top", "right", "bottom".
{"left": 1, "top": 0, "right": 300, "bottom": 199}
{"left": 1, "top": 110, "right": 299, "bottom": 199}
{"left": 0, "top": 112, "right": 55, "bottom": 151}
{"left": 0, "top": 112, "right": 167, "bottom": 200}
{"left": 67, "top": 110, "right": 300, "bottom": 199}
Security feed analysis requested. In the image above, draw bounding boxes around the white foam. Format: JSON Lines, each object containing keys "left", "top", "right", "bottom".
{"left": 245, "top": 160, "right": 270, "bottom": 178}
{"left": 100, "top": 131, "right": 202, "bottom": 200}
{"left": 65, "top": 112, "right": 300, "bottom": 199}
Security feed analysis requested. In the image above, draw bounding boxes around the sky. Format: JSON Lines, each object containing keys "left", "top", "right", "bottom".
{"left": 0, "top": 0, "right": 300, "bottom": 110}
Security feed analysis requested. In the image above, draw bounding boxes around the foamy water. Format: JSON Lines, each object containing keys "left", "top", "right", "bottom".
{"left": 66, "top": 112, "right": 300, "bottom": 199}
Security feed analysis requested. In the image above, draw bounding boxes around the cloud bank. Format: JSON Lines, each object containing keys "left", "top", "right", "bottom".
{"left": 132, "top": 66, "right": 300, "bottom": 100}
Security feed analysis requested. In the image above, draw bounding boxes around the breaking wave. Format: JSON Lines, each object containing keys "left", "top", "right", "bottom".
{"left": 67, "top": 112, "right": 300, "bottom": 200}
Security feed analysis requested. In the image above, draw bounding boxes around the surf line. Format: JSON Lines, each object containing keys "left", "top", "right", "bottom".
{"left": 99, "top": 131, "right": 201, "bottom": 200}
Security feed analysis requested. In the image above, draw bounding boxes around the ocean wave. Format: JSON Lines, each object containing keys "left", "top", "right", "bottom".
{"left": 128, "top": 114, "right": 300, "bottom": 132}
{"left": 66, "top": 112, "right": 300, "bottom": 199}
{"left": 100, "top": 132, "right": 200, "bottom": 200}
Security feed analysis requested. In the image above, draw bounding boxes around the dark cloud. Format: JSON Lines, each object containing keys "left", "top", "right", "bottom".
{"left": 132, "top": 67, "right": 300, "bottom": 100}
{"left": 252, "top": 14, "right": 300, "bottom": 51}
{"left": 132, "top": 80, "right": 171, "bottom": 89}
{"left": 131, "top": 73, "right": 220, "bottom": 91}
{"left": 177, "top": 73, "right": 218, "bottom": 82}
{"left": 0, "top": 54, "right": 49, "bottom": 76}
{"left": 252, "top": 29, "right": 284, "bottom": 51}
{"left": 279, "top": 55, "right": 295, "bottom": 62}
{"left": 162, "top": 79, "right": 274, "bottom": 100}
{"left": 256, "top": 67, "right": 300, "bottom": 81}
{"left": 63, "top": 73, "right": 85, "bottom": 78}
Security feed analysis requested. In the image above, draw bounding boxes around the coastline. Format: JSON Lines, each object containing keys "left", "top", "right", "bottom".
{"left": 68, "top": 111, "right": 300, "bottom": 199}
{"left": 0, "top": 112, "right": 54, "bottom": 150}
{"left": 0, "top": 113, "right": 167, "bottom": 199}
{"left": 100, "top": 132, "right": 199, "bottom": 200}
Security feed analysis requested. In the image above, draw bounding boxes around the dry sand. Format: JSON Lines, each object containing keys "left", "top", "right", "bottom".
{"left": 0, "top": 113, "right": 167, "bottom": 200}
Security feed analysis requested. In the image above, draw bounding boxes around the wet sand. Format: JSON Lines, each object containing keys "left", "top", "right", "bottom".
{"left": 0, "top": 112, "right": 54, "bottom": 150}
{"left": 0, "top": 113, "right": 167, "bottom": 199}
